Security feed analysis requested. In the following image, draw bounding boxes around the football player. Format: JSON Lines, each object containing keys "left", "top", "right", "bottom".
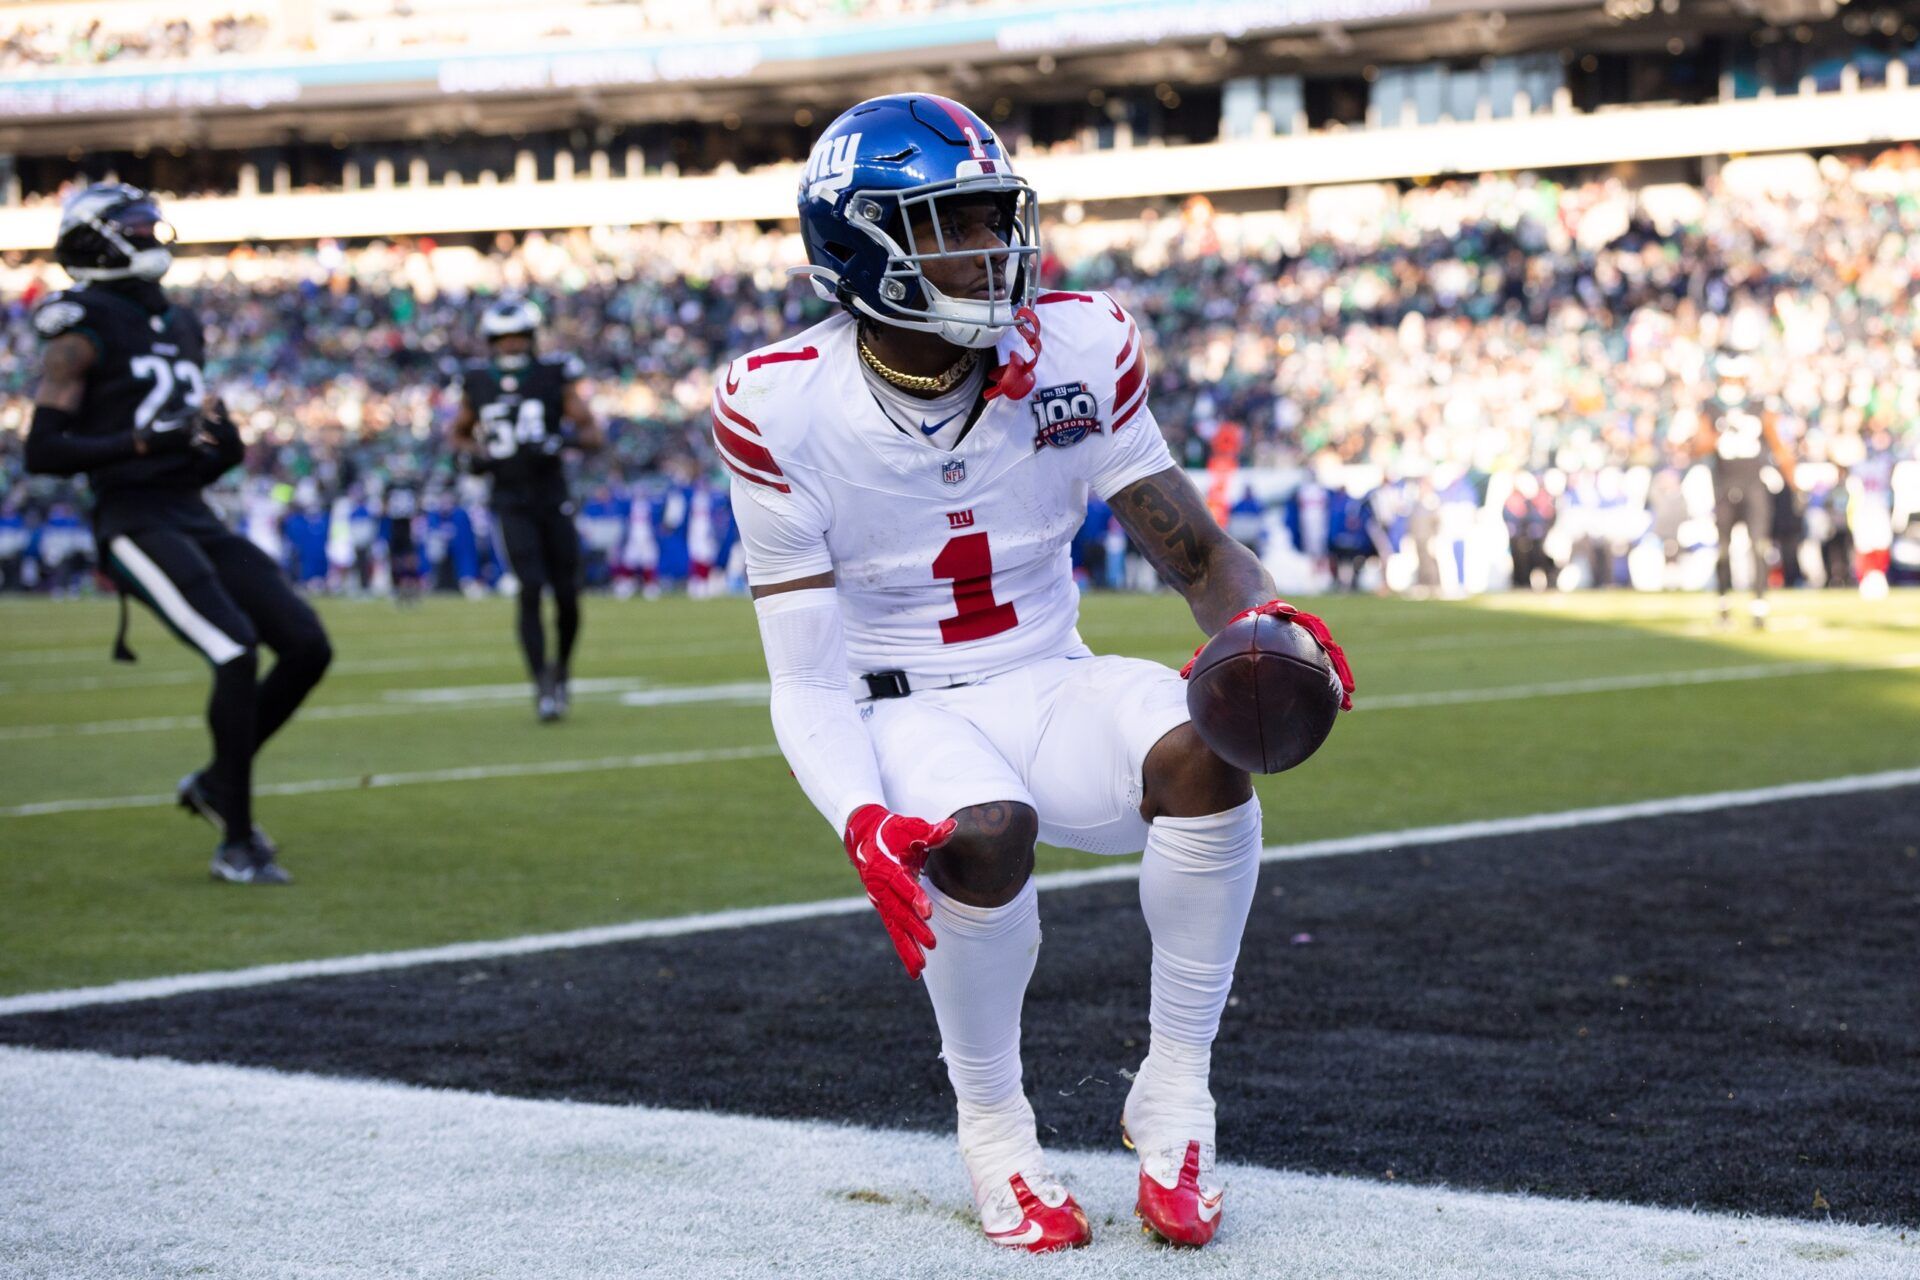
{"left": 449, "top": 298, "right": 601, "bottom": 720}
{"left": 25, "top": 183, "right": 333, "bottom": 884}
{"left": 1699, "top": 354, "right": 1797, "bottom": 627}
{"left": 720, "top": 95, "right": 1352, "bottom": 1252}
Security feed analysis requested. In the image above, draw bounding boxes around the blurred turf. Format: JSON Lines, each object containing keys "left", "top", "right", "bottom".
{"left": 2, "top": 588, "right": 1917, "bottom": 994}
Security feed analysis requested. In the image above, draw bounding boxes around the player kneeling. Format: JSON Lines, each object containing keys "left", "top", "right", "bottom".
{"left": 723, "top": 94, "right": 1354, "bottom": 1252}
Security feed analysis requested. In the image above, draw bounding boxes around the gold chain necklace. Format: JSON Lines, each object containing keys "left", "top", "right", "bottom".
{"left": 858, "top": 333, "right": 978, "bottom": 395}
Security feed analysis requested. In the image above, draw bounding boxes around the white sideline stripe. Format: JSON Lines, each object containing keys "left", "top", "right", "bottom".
{"left": 0, "top": 744, "right": 783, "bottom": 819}
{"left": 13, "top": 649, "right": 1919, "bottom": 744}
{"left": 1362, "top": 652, "right": 1920, "bottom": 708}
{"left": 385, "top": 676, "right": 653, "bottom": 703}
{"left": 3, "top": 764, "right": 1915, "bottom": 1017}
{"left": 0, "top": 679, "right": 764, "bottom": 741}
{"left": 6, "top": 1049, "right": 1912, "bottom": 1280}
{"left": 0, "top": 649, "right": 525, "bottom": 694}
{"left": 106, "top": 536, "right": 246, "bottom": 666}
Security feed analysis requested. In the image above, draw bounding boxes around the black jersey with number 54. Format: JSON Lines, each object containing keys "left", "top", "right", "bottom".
{"left": 459, "top": 353, "right": 583, "bottom": 510}
{"left": 32, "top": 285, "right": 209, "bottom": 512}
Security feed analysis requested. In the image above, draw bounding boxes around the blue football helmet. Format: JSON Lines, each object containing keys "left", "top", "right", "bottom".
{"left": 796, "top": 94, "right": 1038, "bottom": 349}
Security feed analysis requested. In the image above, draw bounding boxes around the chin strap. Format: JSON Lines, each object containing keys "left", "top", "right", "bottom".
{"left": 1179, "top": 600, "right": 1355, "bottom": 710}
{"left": 983, "top": 306, "right": 1042, "bottom": 402}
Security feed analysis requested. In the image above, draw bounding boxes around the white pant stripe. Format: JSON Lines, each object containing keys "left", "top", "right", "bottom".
{"left": 108, "top": 535, "right": 246, "bottom": 666}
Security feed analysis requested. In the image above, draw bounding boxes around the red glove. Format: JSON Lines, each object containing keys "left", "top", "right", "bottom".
{"left": 1179, "top": 599, "right": 1357, "bottom": 711}
{"left": 843, "top": 804, "right": 958, "bottom": 979}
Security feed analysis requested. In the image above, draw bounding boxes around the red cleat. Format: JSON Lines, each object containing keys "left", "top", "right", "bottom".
{"left": 979, "top": 1171, "right": 1093, "bottom": 1253}
{"left": 1127, "top": 1133, "right": 1224, "bottom": 1247}
{"left": 962, "top": 1097, "right": 1092, "bottom": 1253}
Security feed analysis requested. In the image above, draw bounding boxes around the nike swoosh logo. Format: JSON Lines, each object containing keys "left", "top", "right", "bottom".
{"left": 1107, "top": 298, "right": 1125, "bottom": 322}
{"left": 1198, "top": 1192, "right": 1224, "bottom": 1223}
{"left": 918, "top": 410, "right": 966, "bottom": 437}
{"left": 724, "top": 364, "right": 740, "bottom": 395}
{"left": 985, "top": 1222, "right": 1044, "bottom": 1246}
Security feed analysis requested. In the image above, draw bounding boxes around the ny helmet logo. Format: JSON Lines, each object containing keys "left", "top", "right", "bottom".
{"left": 803, "top": 132, "right": 863, "bottom": 201}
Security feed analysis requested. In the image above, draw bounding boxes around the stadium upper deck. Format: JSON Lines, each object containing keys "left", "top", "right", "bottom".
{"left": 0, "top": 0, "right": 1914, "bottom": 246}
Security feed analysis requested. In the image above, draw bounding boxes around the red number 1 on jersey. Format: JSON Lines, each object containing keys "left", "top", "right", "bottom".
{"left": 933, "top": 531, "right": 1019, "bottom": 644}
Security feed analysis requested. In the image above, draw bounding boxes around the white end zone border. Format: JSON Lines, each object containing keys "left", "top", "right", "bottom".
{"left": 4, "top": 765, "right": 1917, "bottom": 1019}
{"left": 1, "top": 1047, "right": 1912, "bottom": 1280}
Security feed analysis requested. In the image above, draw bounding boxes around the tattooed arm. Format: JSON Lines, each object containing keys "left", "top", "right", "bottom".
{"left": 1109, "top": 466, "right": 1276, "bottom": 635}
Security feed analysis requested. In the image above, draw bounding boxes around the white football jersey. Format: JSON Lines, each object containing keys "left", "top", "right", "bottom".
{"left": 719, "top": 292, "right": 1174, "bottom": 679}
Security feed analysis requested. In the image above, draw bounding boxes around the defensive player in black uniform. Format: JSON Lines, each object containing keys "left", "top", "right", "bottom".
{"left": 1700, "top": 355, "right": 1798, "bottom": 628}
{"left": 449, "top": 299, "right": 601, "bottom": 721}
{"left": 382, "top": 465, "right": 422, "bottom": 605}
{"left": 24, "top": 184, "right": 332, "bottom": 884}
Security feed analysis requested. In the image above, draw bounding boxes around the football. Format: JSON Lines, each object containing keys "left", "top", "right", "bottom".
{"left": 1185, "top": 611, "right": 1343, "bottom": 774}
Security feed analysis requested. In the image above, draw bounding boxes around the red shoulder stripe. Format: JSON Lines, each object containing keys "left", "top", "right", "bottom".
{"left": 746, "top": 346, "right": 819, "bottom": 372}
{"left": 1035, "top": 291, "right": 1093, "bottom": 305}
{"left": 719, "top": 453, "right": 792, "bottom": 494}
{"left": 1115, "top": 323, "right": 1137, "bottom": 370}
{"left": 1112, "top": 350, "right": 1147, "bottom": 415}
{"left": 711, "top": 412, "right": 785, "bottom": 478}
{"left": 1112, "top": 396, "right": 1147, "bottom": 432}
{"left": 714, "top": 395, "right": 761, "bottom": 437}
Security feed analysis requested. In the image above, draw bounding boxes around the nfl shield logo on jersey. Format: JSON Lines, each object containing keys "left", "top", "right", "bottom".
{"left": 942, "top": 458, "right": 967, "bottom": 485}
{"left": 1031, "top": 382, "right": 1102, "bottom": 451}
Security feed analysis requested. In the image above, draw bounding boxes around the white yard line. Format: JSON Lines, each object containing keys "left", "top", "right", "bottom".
{"left": 4, "top": 765, "right": 1914, "bottom": 1017}
{"left": 0, "top": 679, "right": 768, "bottom": 741}
{"left": 7, "top": 650, "right": 1916, "bottom": 747}
{"left": 0, "top": 744, "right": 783, "bottom": 819}
{"left": 0, "top": 649, "right": 520, "bottom": 694}
{"left": 1, "top": 1048, "right": 1909, "bottom": 1280}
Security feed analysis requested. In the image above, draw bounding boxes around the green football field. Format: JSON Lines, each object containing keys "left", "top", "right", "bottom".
{"left": 2, "top": 587, "right": 1917, "bottom": 996}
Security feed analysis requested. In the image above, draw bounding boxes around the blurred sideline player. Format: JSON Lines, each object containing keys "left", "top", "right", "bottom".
{"left": 720, "top": 95, "right": 1348, "bottom": 1252}
{"left": 382, "top": 464, "right": 423, "bottom": 605}
{"left": 25, "top": 183, "right": 332, "bottom": 884}
{"left": 1699, "top": 354, "right": 1797, "bottom": 627}
{"left": 449, "top": 298, "right": 601, "bottom": 721}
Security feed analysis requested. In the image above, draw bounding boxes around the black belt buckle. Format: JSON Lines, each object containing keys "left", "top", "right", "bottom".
{"left": 863, "top": 669, "right": 912, "bottom": 700}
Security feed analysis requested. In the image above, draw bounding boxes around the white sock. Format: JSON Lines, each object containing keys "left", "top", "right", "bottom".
{"left": 920, "top": 877, "right": 1041, "bottom": 1114}
{"left": 1138, "top": 795, "right": 1263, "bottom": 1053}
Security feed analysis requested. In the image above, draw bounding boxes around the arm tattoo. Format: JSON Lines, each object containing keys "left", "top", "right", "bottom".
{"left": 34, "top": 335, "right": 93, "bottom": 412}
{"left": 1111, "top": 467, "right": 1276, "bottom": 635}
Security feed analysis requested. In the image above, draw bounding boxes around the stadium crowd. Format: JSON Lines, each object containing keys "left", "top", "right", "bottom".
{"left": 0, "top": 11, "right": 269, "bottom": 71}
{"left": 1, "top": 148, "right": 1915, "bottom": 596}
{"left": 0, "top": 0, "right": 1002, "bottom": 71}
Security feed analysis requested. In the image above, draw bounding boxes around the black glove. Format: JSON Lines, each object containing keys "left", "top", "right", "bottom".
{"left": 190, "top": 402, "right": 245, "bottom": 480}
{"left": 133, "top": 409, "right": 198, "bottom": 458}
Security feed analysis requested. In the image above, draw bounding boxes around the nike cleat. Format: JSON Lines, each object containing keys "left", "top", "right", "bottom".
{"left": 535, "top": 670, "right": 562, "bottom": 723}
{"left": 959, "top": 1096, "right": 1092, "bottom": 1254}
{"left": 1123, "top": 1129, "right": 1223, "bottom": 1247}
{"left": 978, "top": 1172, "right": 1092, "bottom": 1254}
{"left": 550, "top": 663, "right": 572, "bottom": 715}
{"left": 179, "top": 771, "right": 278, "bottom": 857}
{"left": 1122, "top": 1049, "right": 1225, "bottom": 1247}
{"left": 209, "top": 835, "right": 292, "bottom": 886}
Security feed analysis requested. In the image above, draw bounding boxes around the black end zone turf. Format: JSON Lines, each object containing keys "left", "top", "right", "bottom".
{"left": 5, "top": 788, "right": 1918, "bottom": 1227}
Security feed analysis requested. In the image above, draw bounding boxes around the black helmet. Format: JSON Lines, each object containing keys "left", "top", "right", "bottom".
{"left": 55, "top": 182, "right": 175, "bottom": 283}
{"left": 479, "top": 297, "right": 542, "bottom": 342}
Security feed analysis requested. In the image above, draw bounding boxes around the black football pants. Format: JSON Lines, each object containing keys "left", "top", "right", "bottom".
{"left": 497, "top": 505, "right": 582, "bottom": 679}
{"left": 102, "top": 517, "right": 332, "bottom": 841}
{"left": 1714, "top": 482, "right": 1775, "bottom": 598}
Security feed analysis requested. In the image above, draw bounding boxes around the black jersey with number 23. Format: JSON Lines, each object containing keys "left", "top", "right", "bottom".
{"left": 32, "top": 284, "right": 209, "bottom": 519}
{"left": 460, "top": 354, "right": 583, "bottom": 510}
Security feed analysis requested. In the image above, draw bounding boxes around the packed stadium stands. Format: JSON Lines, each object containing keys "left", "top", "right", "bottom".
{"left": 2, "top": 142, "right": 1915, "bottom": 596}
{"left": 0, "top": 0, "right": 1915, "bottom": 597}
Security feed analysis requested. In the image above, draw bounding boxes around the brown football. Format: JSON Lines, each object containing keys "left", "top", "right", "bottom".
{"left": 1185, "top": 611, "right": 1342, "bottom": 774}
